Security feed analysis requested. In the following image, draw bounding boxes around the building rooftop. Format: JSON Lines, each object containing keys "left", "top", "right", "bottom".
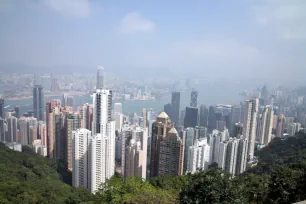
{"left": 168, "top": 127, "right": 178, "bottom": 135}
{"left": 158, "top": 111, "right": 169, "bottom": 119}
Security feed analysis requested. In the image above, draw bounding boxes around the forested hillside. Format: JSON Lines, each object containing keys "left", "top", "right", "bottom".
{"left": 1, "top": 133, "right": 306, "bottom": 203}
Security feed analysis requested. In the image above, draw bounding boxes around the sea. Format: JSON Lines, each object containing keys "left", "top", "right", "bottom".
{"left": 3, "top": 84, "right": 244, "bottom": 116}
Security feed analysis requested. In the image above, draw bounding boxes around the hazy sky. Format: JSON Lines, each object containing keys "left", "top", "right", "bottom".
{"left": 0, "top": 0, "right": 305, "bottom": 79}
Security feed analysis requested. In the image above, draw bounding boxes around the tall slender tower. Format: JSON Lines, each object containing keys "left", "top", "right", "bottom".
{"left": 190, "top": 89, "right": 198, "bottom": 108}
{"left": 0, "top": 98, "right": 4, "bottom": 119}
{"left": 96, "top": 66, "right": 104, "bottom": 89}
{"left": 242, "top": 99, "right": 259, "bottom": 161}
{"left": 150, "top": 112, "right": 172, "bottom": 178}
{"left": 199, "top": 104, "right": 209, "bottom": 127}
{"left": 171, "top": 92, "right": 180, "bottom": 126}
{"left": 259, "top": 105, "right": 274, "bottom": 145}
{"left": 33, "top": 85, "right": 44, "bottom": 121}
{"left": 89, "top": 88, "right": 115, "bottom": 193}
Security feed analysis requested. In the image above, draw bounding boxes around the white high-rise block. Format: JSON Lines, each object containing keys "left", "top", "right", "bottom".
{"left": 225, "top": 138, "right": 239, "bottom": 175}
{"left": 72, "top": 129, "right": 91, "bottom": 189}
{"left": 217, "top": 141, "right": 228, "bottom": 169}
{"left": 187, "top": 138, "right": 210, "bottom": 174}
{"left": 242, "top": 99, "right": 258, "bottom": 161}
{"left": 259, "top": 105, "right": 274, "bottom": 145}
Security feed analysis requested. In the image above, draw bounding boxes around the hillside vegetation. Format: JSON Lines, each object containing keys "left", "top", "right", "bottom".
{"left": 1, "top": 133, "right": 306, "bottom": 203}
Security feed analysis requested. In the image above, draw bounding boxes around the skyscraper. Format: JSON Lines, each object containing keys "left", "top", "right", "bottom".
{"left": 183, "top": 127, "right": 195, "bottom": 173}
{"left": 0, "top": 118, "right": 5, "bottom": 142}
{"left": 171, "top": 92, "right": 180, "bottom": 126}
{"left": 92, "top": 89, "right": 112, "bottom": 135}
{"left": 199, "top": 105, "right": 209, "bottom": 127}
{"left": 208, "top": 106, "right": 216, "bottom": 132}
{"left": 66, "top": 112, "right": 81, "bottom": 170}
{"left": 276, "top": 114, "right": 285, "bottom": 137}
{"left": 46, "top": 100, "right": 61, "bottom": 158}
{"left": 80, "top": 103, "right": 93, "bottom": 130}
{"left": 33, "top": 85, "right": 44, "bottom": 121}
{"left": 96, "top": 66, "right": 104, "bottom": 89}
{"left": 0, "top": 98, "right": 4, "bottom": 119}
{"left": 259, "top": 105, "right": 274, "bottom": 145}
{"left": 158, "top": 127, "right": 184, "bottom": 176}
{"left": 242, "top": 99, "right": 259, "bottom": 161}
{"left": 184, "top": 107, "right": 198, "bottom": 128}
{"left": 225, "top": 138, "right": 239, "bottom": 175}
{"left": 235, "top": 138, "right": 248, "bottom": 175}
{"left": 163, "top": 103, "right": 172, "bottom": 119}
{"left": 124, "top": 126, "right": 148, "bottom": 179}
{"left": 150, "top": 112, "right": 172, "bottom": 178}
{"left": 72, "top": 128, "right": 91, "bottom": 189}
{"left": 7, "top": 116, "right": 17, "bottom": 142}
{"left": 89, "top": 88, "right": 115, "bottom": 192}
{"left": 187, "top": 138, "right": 210, "bottom": 174}
{"left": 231, "top": 105, "right": 242, "bottom": 133}
{"left": 190, "top": 89, "right": 198, "bottom": 107}
{"left": 88, "top": 128, "right": 115, "bottom": 193}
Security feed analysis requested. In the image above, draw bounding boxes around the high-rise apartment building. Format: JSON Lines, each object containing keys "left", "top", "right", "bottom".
{"left": 171, "top": 92, "right": 180, "bottom": 126}
{"left": 80, "top": 103, "right": 93, "bottom": 130}
{"left": 235, "top": 139, "right": 248, "bottom": 175}
{"left": 66, "top": 112, "right": 81, "bottom": 170}
{"left": 46, "top": 100, "right": 61, "bottom": 158}
{"left": 0, "top": 98, "right": 4, "bottom": 119}
{"left": 18, "top": 116, "right": 37, "bottom": 145}
{"left": 0, "top": 118, "right": 5, "bottom": 142}
{"left": 259, "top": 105, "right": 274, "bottom": 145}
{"left": 7, "top": 116, "right": 17, "bottom": 143}
{"left": 186, "top": 138, "right": 210, "bottom": 174}
{"left": 158, "top": 127, "right": 184, "bottom": 176}
{"left": 190, "top": 89, "right": 198, "bottom": 107}
{"left": 199, "top": 105, "right": 209, "bottom": 127}
{"left": 183, "top": 127, "right": 195, "bottom": 173}
{"left": 124, "top": 126, "right": 148, "bottom": 179}
{"left": 96, "top": 66, "right": 104, "bottom": 89}
{"left": 225, "top": 138, "right": 239, "bottom": 175}
{"left": 184, "top": 107, "right": 198, "bottom": 128}
{"left": 242, "top": 99, "right": 259, "bottom": 161}
{"left": 150, "top": 112, "right": 173, "bottom": 178}
{"left": 276, "top": 114, "right": 285, "bottom": 137}
{"left": 208, "top": 106, "right": 216, "bottom": 132}
{"left": 88, "top": 128, "right": 115, "bottom": 193}
{"left": 33, "top": 85, "right": 44, "bottom": 121}
{"left": 72, "top": 128, "right": 91, "bottom": 189}
{"left": 88, "top": 88, "right": 115, "bottom": 193}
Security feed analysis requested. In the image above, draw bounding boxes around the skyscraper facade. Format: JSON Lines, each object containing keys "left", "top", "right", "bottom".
{"left": 96, "top": 66, "right": 104, "bottom": 89}
{"left": 184, "top": 107, "right": 198, "bottom": 128}
{"left": 0, "top": 118, "right": 5, "bottom": 142}
{"left": 199, "top": 105, "right": 209, "bottom": 127}
{"left": 0, "top": 98, "right": 4, "bottom": 119}
{"left": 33, "top": 85, "right": 44, "bottom": 121}
{"left": 187, "top": 138, "right": 210, "bottom": 174}
{"left": 208, "top": 106, "right": 216, "bottom": 132}
{"left": 158, "top": 127, "right": 184, "bottom": 176}
{"left": 242, "top": 99, "right": 259, "bottom": 161}
{"left": 150, "top": 112, "right": 173, "bottom": 178}
{"left": 259, "top": 105, "right": 274, "bottom": 145}
{"left": 72, "top": 129, "right": 91, "bottom": 189}
{"left": 190, "top": 89, "right": 198, "bottom": 107}
{"left": 163, "top": 103, "right": 172, "bottom": 119}
{"left": 183, "top": 127, "right": 195, "bottom": 173}
{"left": 66, "top": 112, "right": 81, "bottom": 170}
{"left": 171, "top": 92, "right": 180, "bottom": 126}
{"left": 7, "top": 116, "right": 17, "bottom": 143}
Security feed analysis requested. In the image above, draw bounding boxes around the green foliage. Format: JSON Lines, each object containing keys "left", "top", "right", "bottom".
{"left": 0, "top": 143, "right": 93, "bottom": 204}
{"left": 2, "top": 132, "right": 306, "bottom": 203}
{"left": 95, "top": 176, "right": 177, "bottom": 203}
